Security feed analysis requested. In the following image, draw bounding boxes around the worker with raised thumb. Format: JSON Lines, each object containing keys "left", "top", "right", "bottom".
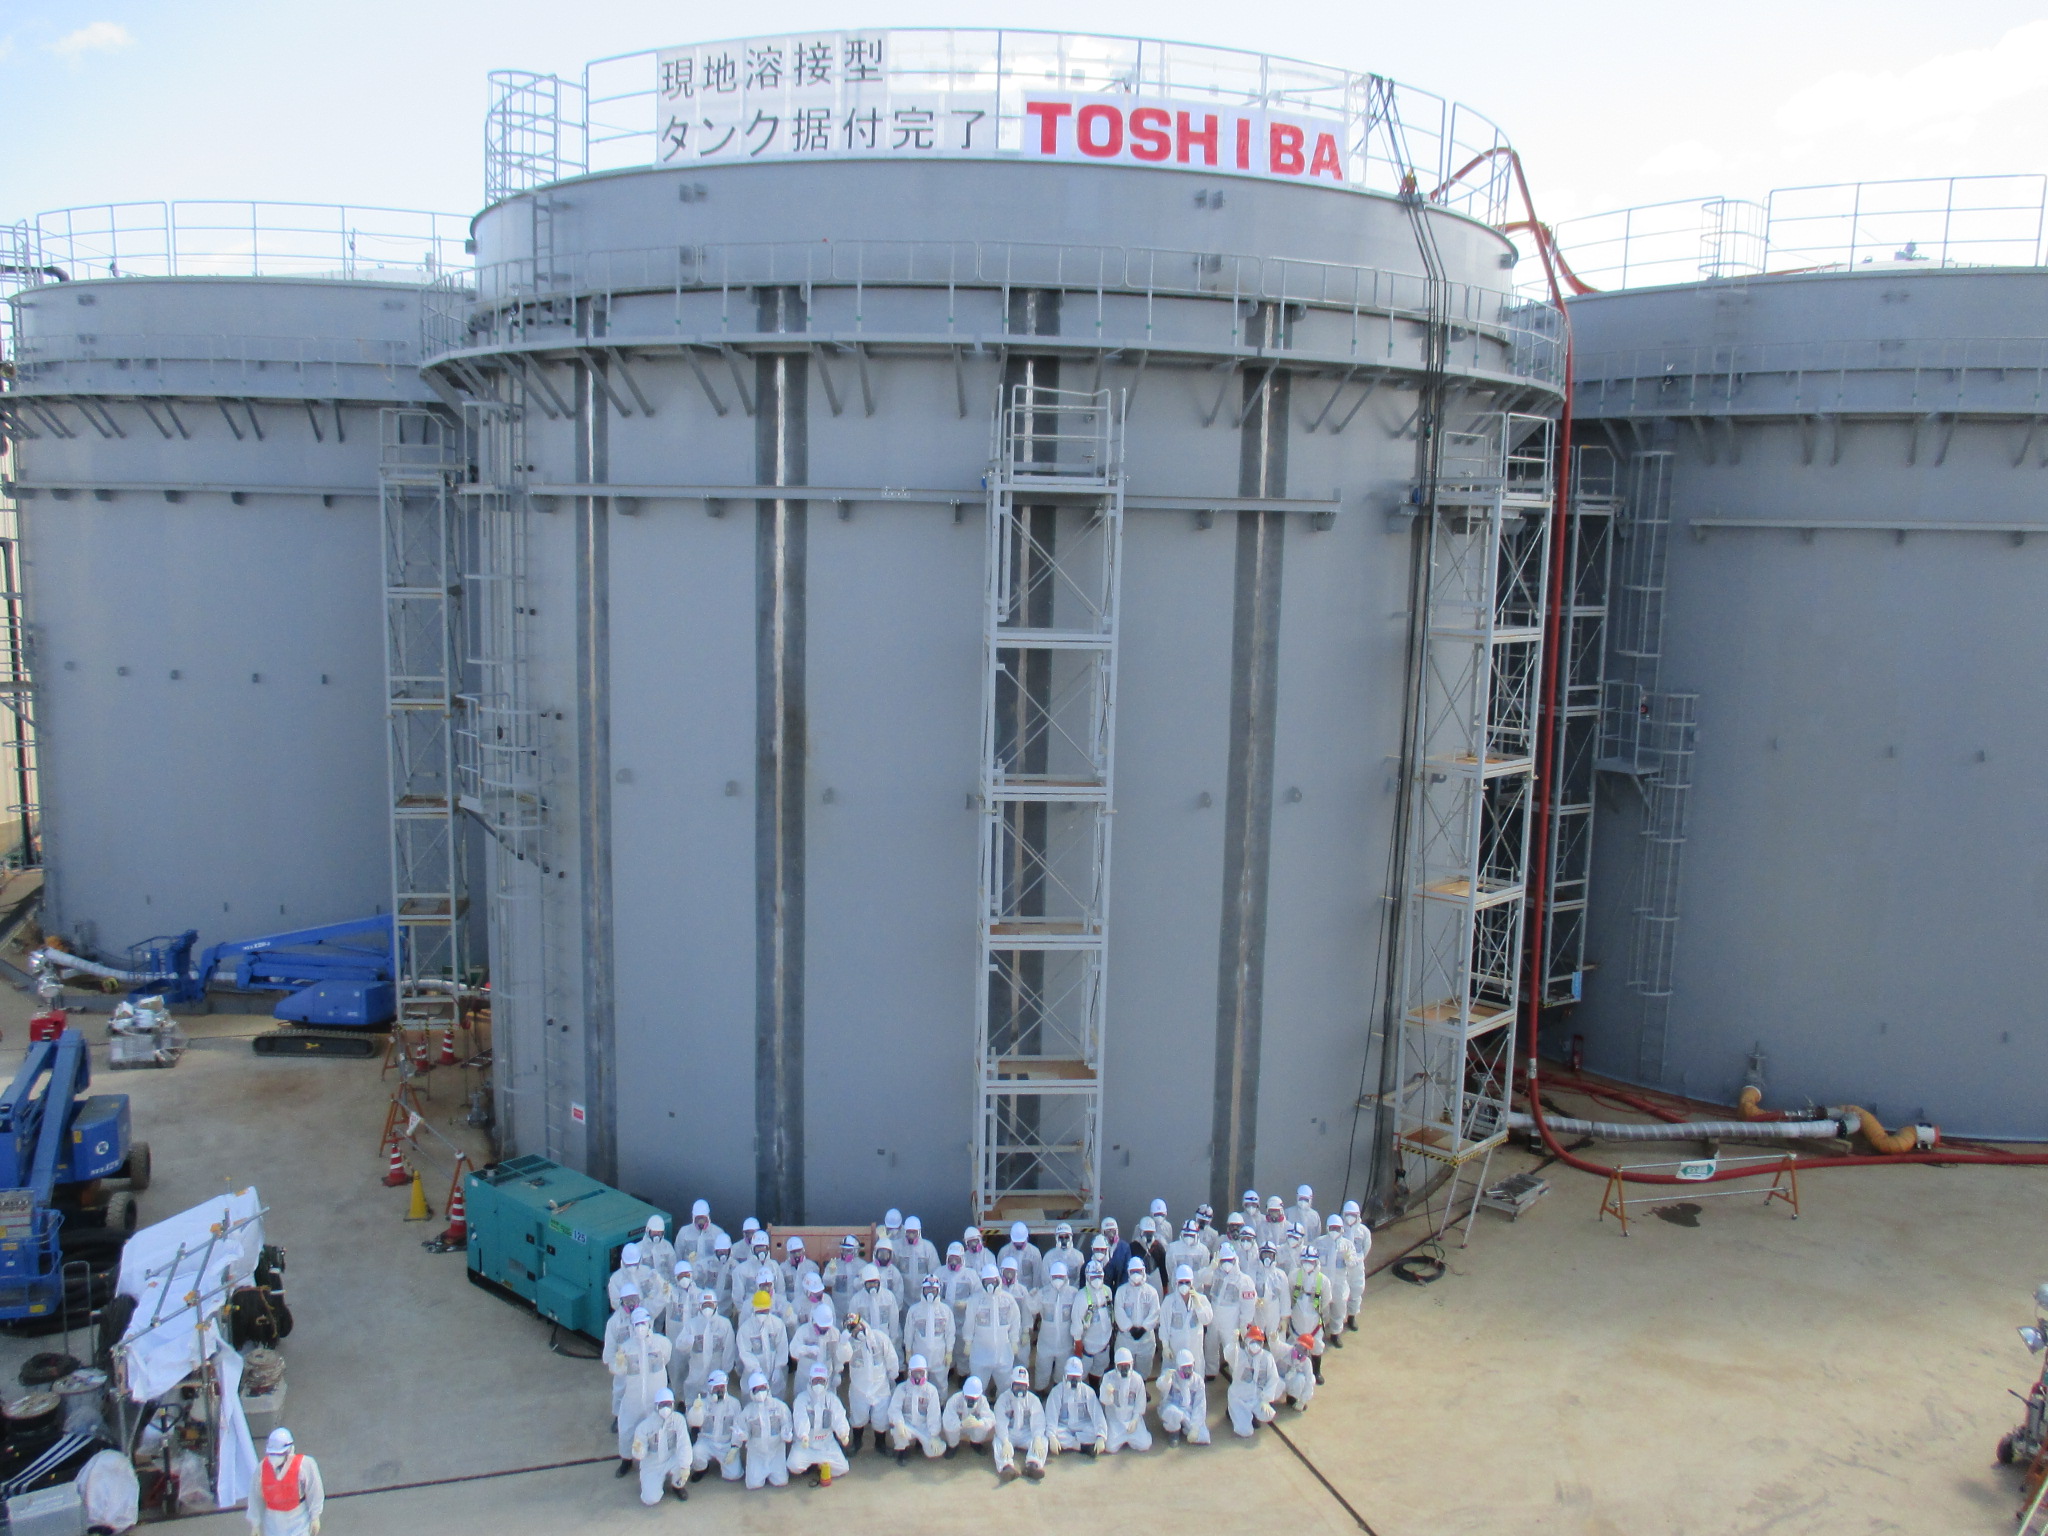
{"left": 247, "top": 1427, "right": 323, "bottom": 1536}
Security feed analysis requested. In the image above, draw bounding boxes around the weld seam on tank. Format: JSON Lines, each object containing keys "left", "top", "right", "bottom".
{"left": 576, "top": 327, "right": 619, "bottom": 1185}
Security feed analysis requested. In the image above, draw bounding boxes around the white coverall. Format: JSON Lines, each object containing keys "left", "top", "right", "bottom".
{"left": 679, "top": 1215, "right": 729, "bottom": 1269}
{"left": 1073, "top": 1279, "right": 1117, "bottom": 1376}
{"left": 823, "top": 1253, "right": 866, "bottom": 1313}
{"left": 1292, "top": 1197, "right": 1323, "bottom": 1239}
{"left": 846, "top": 1282, "right": 901, "bottom": 1351}
{"left": 845, "top": 1322, "right": 900, "bottom": 1435}
{"left": 699, "top": 1248, "right": 735, "bottom": 1317}
{"left": 1311, "top": 1233, "right": 1353, "bottom": 1337}
{"left": 962, "top": 1286, "right": 1024, "bottom": 1385}
{"left": 670, "top": 1304, "right": 737, "bottom": 1401}
{"left": 603, "top": 1301, "right": 640, "bottom": 1417}
{"left": 787, "top": 1384, "right": 852, "bottom": 1477}
{"left": 1042, "top": 1240, "right": 1087, "bottom": 1286}
{"left": 903, "top": 1295, "right": 955, "bottom": 1385}
{"left": 1341, "top": 1215, "right": 1372, "bottom": 1323}
{"left": 1160, "top": 1364, "right": 1211, "bottom": 1444}
{"left": 609, "top": 1328, "right": 673, "bottom": 1460}
{"left": 992, "top": 1385, "right": 1049, "bottom": 1475}
{"left": 943, "top": 1387, "right": 996, "bottom": 1450}
{"left": 1290, "top": 1269, "right": 1331, "bottom": 1359}
{"left": 997, "top": 1241, "right": 1044, "bottom": 1291}
{"left": 729, "top": 1251, "right": 774, "bottom": 1315}
{"left": 628, "top": 1405, "right": 690, "bottom": 1505}
{"left": 1001, "top": 1275, "right": 1039, "bottom": 1358}
{"left": 736, "top": 1310, "right": 791, "bottom": 1402}
{"left": 1113, "top": 1274, "right": 1163, "bottom": 1376}
{"left": 898, "top": 1230, "right": 942, "bottom": 1290}
{"left": 1157, "top": 1287, "right": 1213, "bottom": 1382}
{"left": 1034, "top": 1279, "right": 1085, "bottom": 1390}
{"left": 738, "top": 1391, "right": 793, "bottom": 1489}
{"left": 1204, "top": 1261, "right": 1259, "bottom": 1376}
{"left": 1098, "top": 1361, "right": 1151, "bottom": 1452}
{"left": 245, "top": 1453, "right": 324, "bottom": 1536}
{"left": 1045, "top": 1372, "right": 1108, "bottom": 1453}
{"left": 888, "top": 1374, "right": 945, "bottom": 1458}
{"left": 1226, "top": 1343, "right": 1281, "bottom": 1437}
{"left": 789, "top": 1317, "right": 849, "bottom": 1393}
{"left": 688, "top": 1388, "right": 745, "bottom": 1480}
{"left": 868, "top": 1256, "right": 910, "bottom": 1312}
{"left": 1252, "top": 1261, "right": 1289, "bottom": 1342}
{"left": 1282, "top": 1344, "right": 1317, "bottom": 1410}
{"left": 940, "top": 1263, "right": 980, "bottom": 1370}
{"left": 641, "top": 1231, "right": 678, "bottom": 1287}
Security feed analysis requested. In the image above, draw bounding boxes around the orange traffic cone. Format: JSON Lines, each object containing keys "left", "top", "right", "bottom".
{"left": 438, "top": 1186, "right": 468, "bottom": 1246}
{"left": 411, "top": 1033, "right": 430, "bottom": 1068}
{"left": 382, "top": 1142, "right": 408, "bottom": 1187}
{"left": 439, "top": 1028, "right": 457, "bottom": 1067}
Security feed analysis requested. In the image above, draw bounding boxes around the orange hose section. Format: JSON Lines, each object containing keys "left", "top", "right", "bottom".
{"left": 1737, "top": 1085, "right": 1787, "bottom": 1122}
{"left": 1842, "top": 1108, "right": 1922, "bottom": 1155}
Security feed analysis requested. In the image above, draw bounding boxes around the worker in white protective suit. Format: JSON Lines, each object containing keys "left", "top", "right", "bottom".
{"left": 824, "top": 1234, "right": 866, "bottom": 1313}
{"left": 1098, "top": 1345, "right": 1150, "bottom": 1453}
{"left": 1251, "top": 1243, "right": 1289, "bottom": 1341}
{"left": 1159, "top": 1349, "right": 1211, "bottom": 1445}
{"left": 640, "top": 1215, "right": 677, "bottom": 1292}
{"left": 876, "top": 1207, "right": 906, "bottom": 1257}
{"left": 603, "top": 1283, "right": 641, "bottom": 1421}
{"left": 869, "top": 1239, "right": 909, "bottom": 1312}
{"left": 737, "top": 1287, "right": 791, "bottom": 1402}
{"left": 687, "top": 1369, "right": 745, "bottom": 1484}
{"left": 671, "top": 1290, "right": 737, "bottom": 1403}
{"left": 1045, "top": 1355, "right": 1109, "bottom": 1457}
{"left": 1292, "top": 1185, "right": 1322, "bottom": 1240}
{"left": 702, "top": 1235, "right": 736, "bottom": 1320}
{"left": 993, "top": 1364, "right": 1049, "bottom": 1482}
{"left": 680, "top": 1199, "right": 729, "bottom": 1268}
{"left": 1290, "top": 1250, "right": 1331, "bottom": 1383}
{"left": 666, "top": 1258, "right": 710, "bottom": 1334}
{"left": 1166, "top": 1219, "right": 1208, "bottom": 1283}
{"left": 788, "top": 1362, "right": 853, "bottom": 1486}
{"left": 1340, "top": 1200, "right": 1371, "bottom": 1329}
{"left": 738, "top": 1371, "right": 794, "bottom": 1489}
{"left": 1203, "top": 1250, "right": 1259, "bottom": 1377}
{"left": 1074, "top": 1259, "right": 1117, "bottom": 1378}
{"left": 960, "top": 1224, "right": 993, "bottom": 1275}
{"left": 1158, "top": 1264, "right": 1214, "bottom": 1382}
{"left": 1313, "top": 1216, "right": 1354, "bottom": 1346}
{"left": 999, "top": 1256, "right": 1038, "bottom": 1362}
{"left": 729, "top": 1237, "right": 772, "bottom": 1316}
{"left": 1224, "top": 1211, "right": 1258, "bottom": 1273}
{"left": 997, "top": 1221, "right": 1043, "bottom": 1290}
{"left": 609, "top": 1243, "right": 669, "bottom": 1327}
{"left": 1240, "top": 1189, "right": 1263, "bottom": 1233}
{"left": 942, "top": 1374, "right": 996, "bottom": 1456}
{"left": 1034, "top": 1261, "right": 1085, "bottom": 1390}
{"left": 1281, "top": 1332, "right": 1317, "bottom": 1411}
{"left": 782, "top": 1235, "right": 822, "bottom": 1296}
{"left": 1114, "top": 1257, "right": 1163, "bottom": 1376}
{"left": 963, "top": 1266, "right": 1024, "bottom": 1386}
{"left": 790, "top": 1300, "right": 849, "bottom": 1394}
{"left": 1148, "top": 1197, "right": 1174, "bottom": 1249}
{"left": 1193, "top": 1203, "right": 1222, "bottom": 1258}
{"left": 1257, "top": 1194, "right": 1290, "bottom": 1253}
{"left": 846, "top": 1263, "right": 901, "bottom": 1350}
{"left": 904, "top": 1273, "right": 955, "bottom": 1388}
{"left": 610, "top": 1309, "right": 674, "bottom": 1471}
{"left": 843, "top": 1308, "right": 900, "bottom": 1454}
{"left": 628, "top": 1386, "right": 691, "bottom": 1505}
{"left": 1042, "top": 1222, "right": 1086, "bottom": 1287}
{"left": 246, "top": 1428, "right": 323, "bottom": 1536}
{"left": 1226, "top": 1326, "right": 1282, "bottom": 1438}
{"left": 888, "top": 1354, "right": 946, "bottom": 1462}
{"left": 940, "top": 1242, "right": 979, "bottom": 1374}
{"left": 899, "top": 1216, "right": 941, "bottom": 1290}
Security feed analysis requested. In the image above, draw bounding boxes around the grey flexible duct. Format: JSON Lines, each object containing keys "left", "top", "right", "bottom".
{"left": 1505, "top": 1110, "right": 1845, "bottom": 1142}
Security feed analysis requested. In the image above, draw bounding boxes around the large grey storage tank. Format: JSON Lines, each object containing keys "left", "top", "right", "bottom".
{"left": 0, "top": 202, "right": 465, "bottom": 959}
{"left": 443, "top": 31, "right": 1562, "bottom": 1227}
{"left": 1567, "top": 235, "right": 2048, "bottom": 1137}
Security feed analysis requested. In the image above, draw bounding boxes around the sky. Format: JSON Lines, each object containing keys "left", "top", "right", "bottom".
{"left": 2, "top": 1, "right": 2045, "bottom": 232}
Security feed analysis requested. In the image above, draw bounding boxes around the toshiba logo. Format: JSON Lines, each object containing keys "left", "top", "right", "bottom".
{"left": 1023, "top": 95, "right": 1346, "bottom": 182}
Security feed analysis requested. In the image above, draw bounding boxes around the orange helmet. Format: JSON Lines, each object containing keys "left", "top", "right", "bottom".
{"left": 1244, "top": 1325, "right": 1265, "bottom": 1344}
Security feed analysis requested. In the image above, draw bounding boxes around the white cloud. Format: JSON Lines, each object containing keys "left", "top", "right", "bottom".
{"left": 1777, "top": 19, "right": 2048, "bottom": 139}
{"left": 51, "top": 21, "right": 134, "bottom": 58}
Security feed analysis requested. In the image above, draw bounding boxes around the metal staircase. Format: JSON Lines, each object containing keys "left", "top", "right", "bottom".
{"left": 972, "top": 384, "right": 1123, "bottom": 1229}
{"left": 1390, "top": 412, "right": 1555, "bottom": 1240}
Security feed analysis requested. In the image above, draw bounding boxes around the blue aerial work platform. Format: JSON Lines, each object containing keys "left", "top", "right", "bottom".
{"left": 125, "top": 915, "right": 398, "bottom": 1055}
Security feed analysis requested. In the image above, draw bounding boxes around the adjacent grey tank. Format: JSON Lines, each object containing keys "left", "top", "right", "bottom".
{"left": 0, "top": 204, "right": 461, "bottom": 959}
{"left": 445, "top": 32, "right": 1562, "bottom": 1228}
{"left": 1569, "top": 263, "right": 2048, "bottom": 1137}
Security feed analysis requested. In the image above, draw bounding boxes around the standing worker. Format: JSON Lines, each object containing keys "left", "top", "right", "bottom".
{"left": 963, "top": 1267, "right": 1024, "bottom": 1387}
{"left": 1340, "top": 1200, "right": 1371, "bottom": 1332}
{"left": 738, "top": 1372, "right": 794, "bottom": 1490}
{"left": 1113, "top": 1258, "right": 1162, "bottom": 1377}
{"left": 671, "top": 1291, "right": 737, "bottom": 1404}
{"left": 846, "top": 1263, "right": 902, "bottom": 1352}
{"left": 899, "top": 1217, "right": 940, "bottom": 1290}
{"left": 997, "top": 1222, "right": 1043, "bottom": 1290}
{"left": 1042, "top": 1223, "right": 1086, "bottom": 1286}
{"left": 1313, "top": 1217, "right": 1353, "bottom": 1347}
{"left": 609, "top": 1308, "right": 673, "bottom": 1475}
{"left": 1073, "top": 1260, "right": 1116, "bottom": 1379}
{"left": 1202, "top": 1250, "right": 1258, "bottom": 1377}
{"left": 603, "top": 1281, "right": 641, "bottom": 1424}
{"left": 680, "top": 1200, "right": 728, "bottom": 1269}
{"left": 904, "top": 1274, "right": 955, "bottom": 1389}
{"left": 1289, "top": 1251, "right": 1331, "bottom": 1383}
{"left": 843, "top": 1309, "right": 900, "bottom": 1455}
{"left": 788, "top": 1363, "right": 853, "bottom": 1487}
{"left": 628, "top": 1386, "right": 691, "bottom": 1505}
{"left": 246, "top": 1428, "right": 322, "bottom": 1536}
{"left": 1292, "top": 1185, "right": 1322, "bottom": 1239}
{"left": 1158, "top": 1265, "right": 1213, "bottom": 1382}
{"left": 640, "top": 1214, "right": 677, "bottom": 1286}
{"left": 737, "top": 1288, "right": 791, "bottom": 1402}
{"left": 1033, "top": 1261, "right": 1084, "bottom": 1391}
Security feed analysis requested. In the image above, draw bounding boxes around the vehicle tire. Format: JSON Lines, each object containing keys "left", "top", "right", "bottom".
{"left": 2000, "top": 1433, "right": 2018, "bottom": 1465}
{"left": 102, "top": 1192, "right": 137, "bottom": 1233}
{"left": 118, "top": 1141, "right": 152, "bottom": 1193}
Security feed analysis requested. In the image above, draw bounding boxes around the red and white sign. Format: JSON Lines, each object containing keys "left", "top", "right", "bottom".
{"left": 1018, "top": 93, "right": 1349, "bottom": 183}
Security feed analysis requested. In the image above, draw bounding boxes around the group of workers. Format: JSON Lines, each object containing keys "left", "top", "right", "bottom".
{"left": 605, "top": 1186, "right": 1372, "bottom": 1501}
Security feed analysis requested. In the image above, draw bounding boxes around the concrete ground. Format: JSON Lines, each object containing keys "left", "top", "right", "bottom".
{"left": 0, "top": 973, "right": 2038, "bottom": 1535}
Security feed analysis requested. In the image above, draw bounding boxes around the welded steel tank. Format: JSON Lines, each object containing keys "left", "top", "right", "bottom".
{"left": 0, "top": 203, "right": 461, "bottom": 961}
{"left": 1569, "top": 262, "right": 2048, "bottom": 1137}
{"left": 447, "top": 31, "right": 1562, "bottom": 1225}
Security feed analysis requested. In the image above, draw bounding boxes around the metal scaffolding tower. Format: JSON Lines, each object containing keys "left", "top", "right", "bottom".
{"left": 973, "top": 384, "right": 1123, "bottom": 1229}
{"left": 1596, "top": 450, "right": 1697, "bottom": 1083}
{"left": 1390, "top": 411, "right": 1555, "bottom": 1240}
{"left": 379, "top": 409, "right": 466, "bottom": 1049}
{"left": 1541, "top": 447, "right": 1618, "bottom": 1004}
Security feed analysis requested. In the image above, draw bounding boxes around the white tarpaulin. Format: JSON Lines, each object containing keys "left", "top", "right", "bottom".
{"left": 114, "top": 1188, "right": 264, "bottom": 1509}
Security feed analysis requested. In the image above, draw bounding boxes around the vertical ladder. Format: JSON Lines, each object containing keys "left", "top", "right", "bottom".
{"left": 1541, "top": 447, "right": 1619, "bottom": 1003}
{"left": 1390, "top": 412, "right": 1555, "bottom": 1242}
{"left": 379, "top": 410, "right": 466, "bottom": 1054}
{"left": 973, "top": 384, "right": 1123, "bottom": 1230}
{"left": 1627, "top": 691, "right": 1697, "bottom": 1082}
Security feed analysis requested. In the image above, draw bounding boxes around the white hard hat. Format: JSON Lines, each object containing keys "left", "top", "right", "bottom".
{"left": 1049, "top": 1260, "right": 1068, "bottom": 1278}
{"left": 841, "top": 1234, "right": 859, "bottom": 1250}
{"left": 1219, "top": 1250, "right": 1238, "bottom": 1264}
{"left": 1085, "top": 1260, "right": 1104, "bottom": 1278}
{"left": 1327, "top": 1214, "right": 1343, "bottom": 1229}
{"left": 905, "top": 1215, "right": 922, "bottom": 1231}
{"left": 964, "top": 1376, "right": 984, "bottom": 1397}
{"left": 804, "top": 1274, "right": 824, "bottom": 1293}
{"left": 1150, "top": 1198, "right": 1168, "bottom": 1215}
{"left": 811, "top": 1302, "right": 835, "bottom": 1329}
{"left": 1266, "top": 1194, "right": 1284, "bottom": 1209}
{"left": 1177, "top": 1349, "right": 1196, "bottom": 1369}
{"left": 921, "top": 1274, "right": 941, "bottom": 1290}
{"left": 619, "top": 1280, "right": 641, "bottom": 1297}
{"left": 1011, "top": 1221, "right": 1030, "bottom": 1243}
{"left": 655, "top": 1387, "right": 675, "bottom": 1405}
{"left": 963, "top": 1225, "right": 981, "bottom": 1242}
{"left": 645, "top": 1214, "right": 665, "bottom": 1234}
{"left": 1297, "top": 1185, "right": 1313, "bottom": 1200}
{"left": 876, "top": 1238, "right": 894, "bottom": 1254}
{"left": 946, "top": 1241, "right": 965, "bottom": 1259}
{"left": 265, "top": 1428, "right": 294, "bottom": 1456}
{"left": 1113, "top": 1346, "right": 1133, "bottom": 1367}
{"left": 1242, "top": 1189, "right": 1259, "bottom": 1204}
{"left": 1101, "top": 1216, "right": 1119, "bottom": 1231}
{"left": 1011, "top": 1365, "right": 1030, "bottom": 1384}
{"left": 885, "top": 1208, "right": 903, "bottom": 1227}
{"left": 631, "top": 1306, "right": 652, "bottom": 1326}
{"left": 751, "top": 1232, "right": 770, "bottom": 1248}
{"left": 980, "top": 1265, "right": 1000, "bottom": 1284}
{"left": 1065, "top": 1356, "right": 1084, "bottom": 1376}
{"left": 692, "top": 1199, "right": 710, "bottom": 1218}
{"left": 1127, "top": 1257, "right": 1145, "bottom": 1276}
{"left": 787, "top": 1235, "right": 805, "bottom": 1252}
{"left": 1342, "top": 1200, "right": 1361, "bottom": 1217}
{"left": 742, "top": 1216, "right": 760, "bottom": 1233}
{"left": 1175, "top": 1264, "right": 1195, "bottom": 1283}
{"left": 700, "top": 1292, "right": 716, "bottom": 1308}
{"left": 713, "top": 1235, "right": 732, "bottom": 1251}
{"left": 673, "top": 1259, "right": 692, "bottom": 1276}
{"left": 708, "top": 1369, "right": 728, "bottom": 1388}
{"left": 622, "top": 1242, "right": 641, "bottom": 1264}
{"left": 1000, "top": 1256, "right": 1018, "bottom": 1274}
{"left": 909, "top": 1354, "right": 928, "bottom": 1373}
{"left": 747, "top": 1371, "right": 769, "bottom": 1393}
{"left": 1055, "top": 1222, "right": 1073, "bottom": 1237}
{"left": 810, "top": 1362, "right": 829, "bottom": 1381}
{"left": 861, "top": 1264, "right": 880, "bottom": 1283}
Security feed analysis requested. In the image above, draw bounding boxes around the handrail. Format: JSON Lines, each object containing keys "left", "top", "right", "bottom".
{"left": 16, "top": 201, "right": 472, "bottom": 285}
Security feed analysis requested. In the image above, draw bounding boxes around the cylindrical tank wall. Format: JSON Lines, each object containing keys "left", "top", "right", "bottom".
{"left": 4, "top": 276, "right": 439, "bottom": 956}
{"left": 1569, "top": 268, "right": 2048, "bottom": 1137}
{"left": 461, "top": 157, "right": 1553, "bottom": 1227}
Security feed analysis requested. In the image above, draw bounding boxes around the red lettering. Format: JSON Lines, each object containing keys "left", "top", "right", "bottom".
{"left": 1269, "top": 122, "right": 1305, "bottom": 175}
{"left": 1076, "top": 103, "right": 1123, "bottom": 158}
{"left": 1235, "top": 117, "right": 1251, "bottom": 170}
{"left": 1024, "top": 101, "right": 1071, "bottom": 155}
{"left": 1129, "top": 107, "right": 1170, "bottom": 163}
{"left": 1173, "top": 111, "right": 1217, "bottom": 166}
{"left": 1309, "top": 132, "right": 1343, "bottom": 181}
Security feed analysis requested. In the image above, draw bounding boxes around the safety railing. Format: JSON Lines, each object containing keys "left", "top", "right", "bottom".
{"left": 487, "top": 30, "right": 1519, "bottom": 224}
{"left": 8, "top": 331, "right": 420, "bottom": 371}
{"left": 1551, "top": 175, "right": 2048, "bottom": 292}
{"left": 15, "top": 202, "right": 472, "bottom": 285}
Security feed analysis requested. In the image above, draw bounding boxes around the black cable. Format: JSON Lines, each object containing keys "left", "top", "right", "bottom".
{"left": 546, "top": 1321, "right": 601, "bottom": 1361}
{"left": 1389, "top": 1241, "right": 1448, "bottom": 1286}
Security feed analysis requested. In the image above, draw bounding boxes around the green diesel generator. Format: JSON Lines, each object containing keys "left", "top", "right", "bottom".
{"left": 465, "top": 1155, "right": 671, "bottom": 1338}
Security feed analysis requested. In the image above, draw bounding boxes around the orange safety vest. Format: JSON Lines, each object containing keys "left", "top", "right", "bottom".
{"left": 259, "top": 1454, "right": 304, "bottom": 1511}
